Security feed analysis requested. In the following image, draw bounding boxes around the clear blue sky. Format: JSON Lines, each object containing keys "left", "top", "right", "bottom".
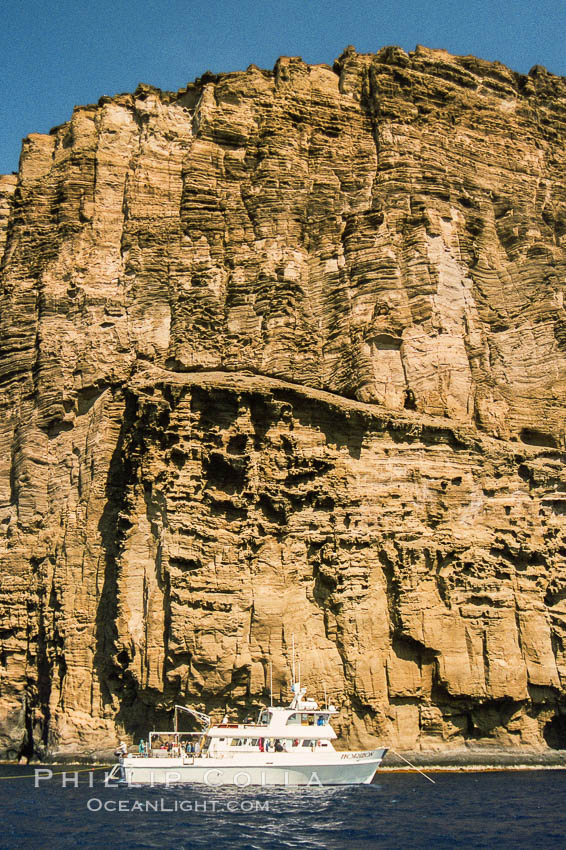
{"left": 1, "top": 0, "right": 565, "bottom": 175}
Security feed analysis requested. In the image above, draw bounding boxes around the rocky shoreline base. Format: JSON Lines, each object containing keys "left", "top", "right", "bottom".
{"left": 381, "top": 749, "right": 566, "bottom": 771}
{"left": 3, "top": 748, "right": 566, "bottom": 772}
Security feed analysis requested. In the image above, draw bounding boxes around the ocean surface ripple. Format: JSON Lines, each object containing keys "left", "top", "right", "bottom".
{"left": 1, "top": 766, "right": 565, "bottom": 849}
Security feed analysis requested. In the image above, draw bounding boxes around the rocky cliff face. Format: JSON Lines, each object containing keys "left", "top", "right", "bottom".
{"left": 1, "top": 45, "right": 566, "bottom": 759}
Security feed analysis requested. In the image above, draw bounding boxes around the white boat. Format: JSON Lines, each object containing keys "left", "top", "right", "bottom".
{"left": 109, "top": 683, "right": 387, "bottom": 787}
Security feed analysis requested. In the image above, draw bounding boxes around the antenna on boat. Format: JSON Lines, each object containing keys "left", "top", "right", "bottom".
{"left": 292, "top": 634, "right": 296, "bottom": 685}
{"left": 269, "top": 661, "right": 273, "bottom": 707}
{"left": 324, "top": 682, "right": 328, "bottom": 710}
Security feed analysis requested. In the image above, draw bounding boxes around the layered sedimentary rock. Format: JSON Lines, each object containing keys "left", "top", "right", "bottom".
{"left": 1, "top": 45, "right": 566, "bottom": 759}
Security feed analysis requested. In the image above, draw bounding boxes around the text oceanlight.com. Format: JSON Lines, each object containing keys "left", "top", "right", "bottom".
{"left": 86, "top": 798, "right": 269, "bottom": 812}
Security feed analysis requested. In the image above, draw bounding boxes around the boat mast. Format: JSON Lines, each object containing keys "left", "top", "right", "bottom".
{"left": 269, "top": 660, "right": 273, "bottom": 707}
{"left": 292, "top": 634, "right": 296, "bottom": 685}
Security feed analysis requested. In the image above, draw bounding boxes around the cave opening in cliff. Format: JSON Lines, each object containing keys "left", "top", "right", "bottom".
{"left": 543, "top": 713, "right": 566, "bottom": 749}
{"left": 403, "top": 388, "right": 417, "bottom": 410}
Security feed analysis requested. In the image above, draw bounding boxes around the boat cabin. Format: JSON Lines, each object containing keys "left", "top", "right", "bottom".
{"left": 132, "top": 686, "right": 339, "bottom": 759}
{"left": 205, "top": 692, "right": 338, "bottom": 756}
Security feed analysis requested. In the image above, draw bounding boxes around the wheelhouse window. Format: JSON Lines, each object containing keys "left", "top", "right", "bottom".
{"left": 286, "top": 713, "right": 300, "bottom": 725}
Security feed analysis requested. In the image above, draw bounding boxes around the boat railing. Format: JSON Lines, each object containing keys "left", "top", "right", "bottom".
{"left": 146, "top": 729, "right": 206, "bottom": 757}
{"left": 127, "top": 749, "right": 206, "bottom": 759}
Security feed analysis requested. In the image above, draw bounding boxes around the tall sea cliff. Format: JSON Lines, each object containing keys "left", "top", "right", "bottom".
{"left": 1, "top": 45, "right": 566, "bottom": 759}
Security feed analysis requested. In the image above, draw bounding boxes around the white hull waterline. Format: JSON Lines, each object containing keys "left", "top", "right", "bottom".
{"left": 114, "top": 748, "right": 387, "bottom": 787}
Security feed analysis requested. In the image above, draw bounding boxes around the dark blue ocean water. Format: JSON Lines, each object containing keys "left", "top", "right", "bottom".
{"left": 0, "top": 765, "right": 564, "bottom": 849}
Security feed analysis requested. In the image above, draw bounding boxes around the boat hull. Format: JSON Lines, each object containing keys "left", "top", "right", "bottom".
{"left": 116, "top": 748, "right": 387, "bottom": 786}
